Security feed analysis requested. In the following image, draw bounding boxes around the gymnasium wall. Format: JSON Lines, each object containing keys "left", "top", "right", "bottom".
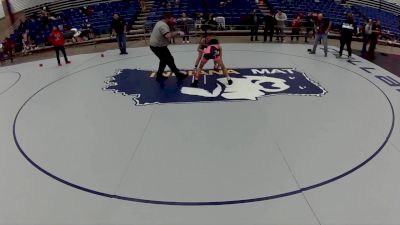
{"left": 8, "top": 0, "right": 58, "bottom": 13}
{"left": 0, "top": 1, "right": 5, "bottom": 18}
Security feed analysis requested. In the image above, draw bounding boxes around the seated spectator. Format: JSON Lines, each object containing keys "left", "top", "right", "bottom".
{"left": 214, "top": 16, "right": 226, "bottom": 30}
{"left": 194, "top": 11, "right": 204, "bottom": 30}
{"left": 22, "top": 30, "right": 32, "bottom": 56}
{"left": 80, "top": 6, "right": 94, "bottom": 16}
{"left": 202, "top": 13, "right": 218, "bottom": 33}
{"left": 220, "top": 0, "right": 232, "bottom": 7}
{"left": 82, "top": 19, "right": 95, "bottom": 40}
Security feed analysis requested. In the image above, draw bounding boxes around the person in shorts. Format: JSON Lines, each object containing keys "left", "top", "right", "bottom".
{"left": 191, "top": 38, "right": 232, "bottom": 87}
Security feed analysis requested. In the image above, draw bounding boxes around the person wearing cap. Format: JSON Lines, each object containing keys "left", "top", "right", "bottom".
{"left": 149, "top": 13, "right": 188, "bottom": 82}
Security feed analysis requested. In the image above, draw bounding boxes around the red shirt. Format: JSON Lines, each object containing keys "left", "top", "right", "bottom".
{"left": 3, "top": 39, "right": 14, "bottom": 51}
{"left": 49, "top": 30, "right": 65, "bottom": 46}
{"left": 292, "top": 19, "right": 301, "bottom": 28}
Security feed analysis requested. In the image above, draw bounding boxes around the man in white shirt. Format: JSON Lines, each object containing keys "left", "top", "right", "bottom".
{"left": 361, "top": 19, "right": 373, "bottom": 57}
{"left": 275, "top": 10, "right": 287, "bottom": 42}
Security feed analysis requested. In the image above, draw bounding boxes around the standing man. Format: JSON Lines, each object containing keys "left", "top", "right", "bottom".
{"left": 48, "top": 26, "right": 71, "bottom": 66}
{"left": 249, "top": 9, "right": 260, "bottom": 41}
{"left": 177, "top": 12, "right": 192, "bottom": 43}
{"left": 263, "top": 11, "right": 276, "bottom": 42}
{"left": 111, "top": 13, "right": 128, "bottom": 55}
{"left": 149, "top": 13, "right": 188, "bottom": 82}
{"left": 309, "top": 13, "right": 331, "bottom": 57}
{"left": 275, "top": 10, "right": 287, "bottom": 42}
{"left": 361, "top": 19, "right": 373, "bottom": 57}
{"left": 337, "top": 13, "right": 357, "bottom": 59}
{"left": 368, "top": 20, "right": 381, "bottom": 60}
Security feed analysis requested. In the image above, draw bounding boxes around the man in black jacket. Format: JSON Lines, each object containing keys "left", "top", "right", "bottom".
{"left": 263, "top": 11, "right": 276, "bottom": 42}
{"left": 111, "top": 13, "right": 128, "bottom": 55}
{"left": 249, "top": 10, "right": 260, "bottom": 41}
{"left": 304, "top": 12, "right": 316, "bottom": 43}
{"left": 337, "top": 13, "right": 357, "bottom": 59}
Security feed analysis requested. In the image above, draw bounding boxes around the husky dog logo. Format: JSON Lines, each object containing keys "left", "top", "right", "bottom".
{"left": 103, "top": 68, "right": 326, "bottom": 106}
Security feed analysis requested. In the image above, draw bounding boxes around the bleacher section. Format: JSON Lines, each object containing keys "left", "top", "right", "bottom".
{"left": 146, "top": 0, "right": 260, "bottom": 27}
{"left": 267, "top": 0, "right": 399, "bottom": 39}
{"left": 267, "top": 0, "right": 360, "bottom": 28}
{"left": 10, "top": 0, "right": 139, "bottom": 48}
{"left": 351, "top": 3, "right": 400, "bottom": 38}
{"left": 64, "top": 1, "right": 139, "bottom": 34}
{"left": 5, "top": 0, "right": 400, "bottom": 53}
{"left": 348, "top": 0, "right": 400, "bottom": 16}
{"left": 24, "top": 0, "right": 123, "bottom": 17}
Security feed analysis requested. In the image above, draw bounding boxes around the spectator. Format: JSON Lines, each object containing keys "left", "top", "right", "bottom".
{"left": 219, "top": 0, "right": 232, "bottom": 7}
{"left": 309, "top": 13, "right": 331, "bottom": 57}
{"left": 18, "top": 19, "right": 27, "bottom": 32}
{"left": 202, "top": 13, "right": 218, "bottom": 33}
{"left": 275, "top": 10, "right": 287, "bottom": 42}
{"left": 291, "top": 15, "right": 302, "bottom": 41}
{"left": 249, "top": 9, "right": 261, "bottom": 41}
{"left": 111, "top": 13, "right": 128, "bottom": 55}
{"left": 2, "top": 38, "right": 14, "bottom": 63}
{"left": 22, "top": 30, "right": 32, "bottom": 56}
{"left": 82, "top": 19, "right": 95, "bottom": 40}
{"left": 139, "top": 0, "right": 146, "bottom": 11}
{"left": 80, "top": 5, "right": 94, "bottom": 16}
{"left": 368, "top": 20, "right": 381, "bottom": 60}
{"left": 169, "top": 18, "right": 177, "bottom": 44}
{"left": 41, "top": 7, "right": 50, "bottom": 26}
{"left": 194, "top": 11, "right": 204, "bottom": 30}
{"left": 48, "top": 26, "right": 71, "bottom": 66}
{"left": 304, "top": 12, "right": 316, "bottom": 42}
{"left": 361, "top": 19, "right": 373, "bottom": 58}
{"left": 337, "top": 13, "right": 357, "bottom": 59}
{"left": 177, "top": 13, "right": 192, "bottom": 43}
{"left": 263, "top": 11, "right": 276, "bottom": 42}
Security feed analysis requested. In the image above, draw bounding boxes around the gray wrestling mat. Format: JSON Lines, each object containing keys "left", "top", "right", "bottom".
{"left": 0, "top": 43, "right": 399, "bottom": 225}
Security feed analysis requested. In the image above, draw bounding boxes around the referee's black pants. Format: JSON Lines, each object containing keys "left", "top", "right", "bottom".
{"left": 150, "top": 46, "right": 180, "bottom": 77}
{"left": 339, "top": 35, "right": 352, "bottom": 57}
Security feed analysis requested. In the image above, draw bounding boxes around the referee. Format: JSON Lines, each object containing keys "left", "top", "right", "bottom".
{"left": 150, "top": 13, "right": 187, "bottom": 82}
